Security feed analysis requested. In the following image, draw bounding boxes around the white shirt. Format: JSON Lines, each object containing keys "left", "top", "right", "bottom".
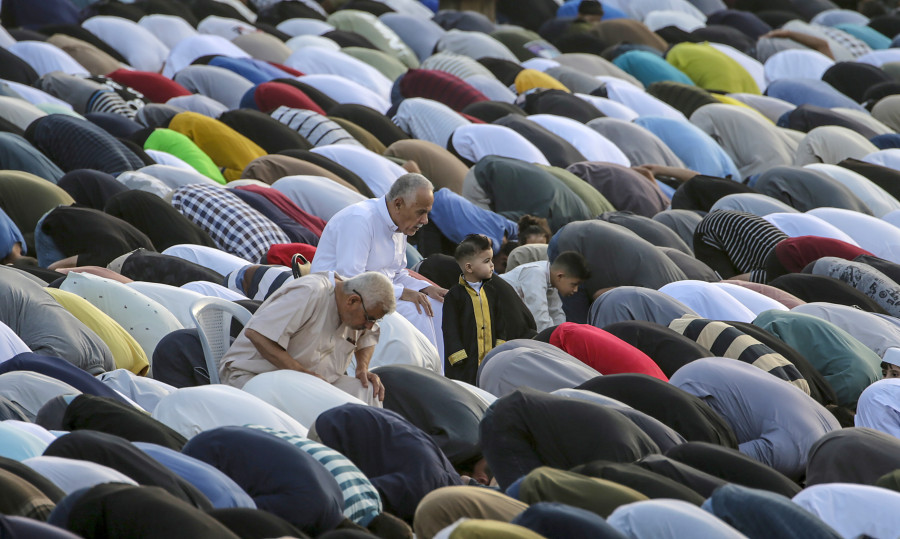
{"left": 285, "top": 47, "right": 393, "bottom": 101}
{"left": 527, "top": 113, "right": 630, "bottom": 166}
{"left": 7, "top": 41, "right": 89, "bottom": 77}
{"left": 138, "top": 14, "right": 199, "bottom": 49}
{"left": 500, "top": 261, "right": 564, "bottom": 332}
{"left": 353, "top": 311, "right": 441, "bottom": 373}
{"left": 296, "top": 74, "right": 391, "bottom": 113}
{"left": 763, "top": 212, "right": 859, "bottom": 245}
{"left": 793, "top": 484, "right": 900, "bottom": 539}
{"left": 310, "top": 145, "right": 406, "bottom": 198}
{"left": 310, "top": 196, "right": 428, "bottom": 299}
{"left": 152, "top": 384, "right": 308, "bottom": 439}
{"left": 808, "top": 207, "right": 900, "bottom": 263}
{"left": 450, "top": 124, "right": 551, "bottom": 166}
{"left": 82, "top": 16, "right": 170, "bottom": 73}
{"left": 271, "top": 175, "right": 367, "bottom": 221}
{"left": 0, "top": 320, "right": 30, "bottom": 364}
{"left": 392, "top": 97, "right": 470, "bottom": 149}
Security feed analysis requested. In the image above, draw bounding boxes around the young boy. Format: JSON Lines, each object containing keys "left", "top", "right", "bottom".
{"left": 442, "top": 234, "right": 536, "bottom": 384}
{"left": 500, "top": 250, "right": 591, "bottom": 332}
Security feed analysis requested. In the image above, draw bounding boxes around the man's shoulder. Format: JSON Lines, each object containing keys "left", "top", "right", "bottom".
{"left": 329, "top": 197, "right": 378, "bottom": 222}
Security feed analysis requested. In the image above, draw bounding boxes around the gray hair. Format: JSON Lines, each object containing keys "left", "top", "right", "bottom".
{"left": 387, "top": 173, "right": 434, "bottom": 204}
{"left": 343, "top": 271, "right": 397, "bottom": 315}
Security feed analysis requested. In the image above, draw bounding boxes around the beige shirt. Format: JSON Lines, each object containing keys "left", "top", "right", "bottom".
{"left": 219, "top": 272, "right": 379, "bottom": 388}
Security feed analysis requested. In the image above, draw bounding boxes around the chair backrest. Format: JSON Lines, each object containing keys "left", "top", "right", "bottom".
{"left": 189, "top": 297, "right": 252, "bottom": 384}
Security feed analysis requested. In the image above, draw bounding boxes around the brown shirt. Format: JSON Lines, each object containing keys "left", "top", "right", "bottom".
{"left": 219, "top": 272, "right": 379, "bottom": 388}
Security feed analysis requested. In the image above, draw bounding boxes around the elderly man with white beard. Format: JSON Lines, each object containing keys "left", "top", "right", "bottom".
{"left": 311, "top": 173, "right": 448, "bottom": 360}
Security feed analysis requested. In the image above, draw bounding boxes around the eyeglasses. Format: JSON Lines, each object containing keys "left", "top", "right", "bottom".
{"left": 352, "top": 289, "right": 377, "bottom": 323}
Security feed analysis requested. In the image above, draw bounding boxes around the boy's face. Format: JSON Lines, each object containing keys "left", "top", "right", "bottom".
{"left": 884, "top": 363, "right": 900, "bottom": 379}
{"left": 551, "top": 272, "right": 581, "bottom": 297}
{"left": 464, "top": 249, "right": 495, "bottom": 281}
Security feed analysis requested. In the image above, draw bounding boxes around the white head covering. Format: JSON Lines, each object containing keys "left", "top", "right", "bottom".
{"left": 658, "top": 280, "right": 757, "bottom": 323}
{"left": 138, "top": 14, "right": 199, "bottom": 49}
{"left": 243, "top": 370, "right": 366, "bottom": 428}
{"left": 863, "top": 148, "right": 900, "bottom": 171}
{"left": 856, "top": 49, "right": 900, "bottom": 67}
{"left": 450, "top": 124, "right": 551, "bottom": 166}
{"left": 763, "top": 212, "right": 860, "bottom": 245}
{"left": 883, "top": 347, "right": 900, "bottom": 367}
{"left": 527, "top": 114, "right": 630, "bottom": 166}
{"left": 152, "top": 385, "right": 308, "bottom": 438}
{"left": 82, "top": 16, "right": 170, "bottom": 72}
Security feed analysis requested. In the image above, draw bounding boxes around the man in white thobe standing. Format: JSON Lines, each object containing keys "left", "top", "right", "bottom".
{"left": 311, "top": 173, "right": 448, "bottom": 359}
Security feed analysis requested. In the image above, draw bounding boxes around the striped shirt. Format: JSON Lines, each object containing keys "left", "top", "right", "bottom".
{"left": 669, "top": 315, "right": 809, "bottom": 394}
{"left": 270, "top": 106, "right": 361, "bottom": 148}
{"left": 694, "top": 210, "right": 787, "bottom": 283}
{"left": 246, "top": 425, "right": 382, "bottom": 525}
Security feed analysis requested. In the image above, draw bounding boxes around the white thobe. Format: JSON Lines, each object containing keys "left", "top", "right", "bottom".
{"left": 310, "top": 197, "right": 444, "bottom": 357}
{"left": 499, "top": 261, "right": 564, "bottom": 332}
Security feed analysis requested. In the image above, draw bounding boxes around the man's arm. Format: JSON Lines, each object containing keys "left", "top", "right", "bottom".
{"left": 245, "top": 328, "right": 324, "bottom": 378}
{"left": 353, "top": 345, "right": 384, "bottom": 401}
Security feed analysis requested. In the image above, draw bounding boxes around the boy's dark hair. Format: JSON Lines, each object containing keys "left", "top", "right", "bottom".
{"left": 551, "top": 251, "right": 591, "bottom": 280}
{"left": 499, "top": 240, "right": 518, "bottom": 256}
{"left": 578, "top": 0, "right": 604, "bottom": 16}
{"left": 454, "top": 234, "right": 493, "bottom": 262}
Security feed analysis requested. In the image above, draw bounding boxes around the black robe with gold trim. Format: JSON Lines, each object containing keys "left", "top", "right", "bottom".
{"left": 442, "top": 273, "right": 536, "bottom": 384}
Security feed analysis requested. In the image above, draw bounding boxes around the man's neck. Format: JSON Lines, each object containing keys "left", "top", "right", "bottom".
{"left": 384, "top": 197, "right": 400, "bottom": 228}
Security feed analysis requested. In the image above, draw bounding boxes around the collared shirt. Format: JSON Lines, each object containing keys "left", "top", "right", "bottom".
{"left": 219, "top": 272, "right": 379, "bottom": 388}
{"left": 310, "top": 196, "right": 428, "bottom": 298}
{"left": 500, "top": 260, "right": 564, "bottom": 331}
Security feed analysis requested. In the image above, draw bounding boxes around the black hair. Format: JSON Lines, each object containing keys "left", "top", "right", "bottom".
{"left": 551, "top": 250, "right": 591, "bottom": 280}
{"left": 517, "top": 214, "right": 551, "bottom": 244}
{"left": 454, "top": 234, "right": 493, "bottom": 262}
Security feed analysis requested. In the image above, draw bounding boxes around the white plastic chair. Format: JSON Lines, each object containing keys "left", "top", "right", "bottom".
{"left": 190, "top": 297, "right": 252, "bottom": 384}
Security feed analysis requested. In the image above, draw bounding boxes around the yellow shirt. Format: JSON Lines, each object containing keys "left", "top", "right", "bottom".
{"left": 45, "top": 288, "right": 149, "bottom": 376}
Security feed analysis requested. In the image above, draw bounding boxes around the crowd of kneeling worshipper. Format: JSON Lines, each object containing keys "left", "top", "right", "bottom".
{"left": 11, "top": 0, "right": 900, "bottom": 537}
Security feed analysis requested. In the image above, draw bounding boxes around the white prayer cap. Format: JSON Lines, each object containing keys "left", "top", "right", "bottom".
{"left": 883, "top": 347, "right": 900, "bottom": 367}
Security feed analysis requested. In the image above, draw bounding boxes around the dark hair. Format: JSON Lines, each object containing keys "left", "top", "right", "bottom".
{"left": 551, "top": 250, "right": 591, "bottom": 280}
{"left": 499, "top": 240, "right": 518, "bottom": 256}
{"left": 454, "top": 234, "right": 493, "bottom": 262}
{"left": 578, "top": 0, "right": 604, "bottom": 16}
{"left": 517, "top": 215, "right": 551, "bottom": 244}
